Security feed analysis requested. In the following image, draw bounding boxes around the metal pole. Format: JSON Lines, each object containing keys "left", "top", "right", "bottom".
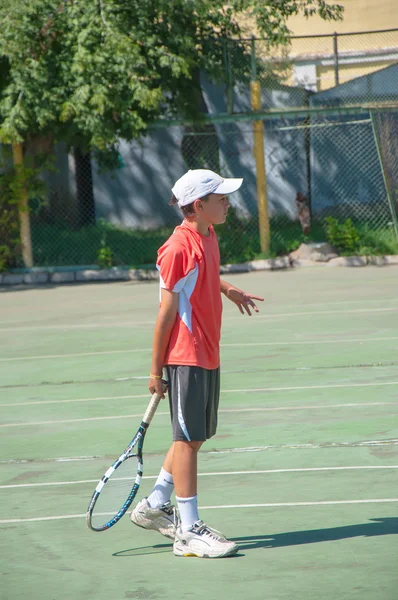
{"left": 250, "top": 80, "right": 270, "bottom": 254}
{"left": 333, "top": 32, "right": 339, "bottom": 86}
{"left": 223, "top": 39, "right": 234, "bottom": 114}
{"left": 370, "top": 110, "right": 398, "bottom": 240}
{"left": 251, "top": 36, "right": 257, "bottom": 81}
{"left": 12, "top": 143, "right": 34, "bottom": 268}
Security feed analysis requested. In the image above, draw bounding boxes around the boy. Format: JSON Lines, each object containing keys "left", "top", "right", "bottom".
{"left": 131, "top": 169, "right": 264, "bottom": 558}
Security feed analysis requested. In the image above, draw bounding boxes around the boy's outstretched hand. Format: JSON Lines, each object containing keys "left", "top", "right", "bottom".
{"left": 221, "top": 281, "right": 264, "bottom": 316}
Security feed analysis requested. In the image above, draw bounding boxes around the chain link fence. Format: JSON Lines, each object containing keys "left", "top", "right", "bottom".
{"left": 2, "top": 29, "right": 398, "bottom": 271}
{"left": 21, "top": 108, "right": 397, "bottom": 269}
{"left": 229, "top": 28, "right": 398, "bottom": 99}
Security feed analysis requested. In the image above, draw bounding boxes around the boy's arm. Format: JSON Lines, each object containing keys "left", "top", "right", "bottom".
{"left": 149, "top": 287, "right": 178, "bottom": 397}
{"left": 220, "top": 278, "right": 264, "bottom": 316}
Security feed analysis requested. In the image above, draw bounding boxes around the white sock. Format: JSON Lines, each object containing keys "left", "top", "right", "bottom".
{"left": 176, "top": 495, "right": 199, "bottom": 531}
{"left": 147, "top": 468, "right": 174, "bottom": 508}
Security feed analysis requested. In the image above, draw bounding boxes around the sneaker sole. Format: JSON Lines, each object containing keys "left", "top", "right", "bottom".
{"left": 173, "top": 546, "right": 238, "bottom": 558}
{"left": 130, "top": 515, "right": 175, "bottom": 540}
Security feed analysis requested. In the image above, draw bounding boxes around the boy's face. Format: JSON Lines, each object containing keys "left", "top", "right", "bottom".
{"left": 197, "top": 193, "right": 230, "bottom": 225}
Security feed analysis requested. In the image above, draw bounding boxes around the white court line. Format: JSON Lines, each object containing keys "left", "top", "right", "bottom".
{"left": 1, "top": 466, "right": 397, "bottom": 490}
{"left": 221, "top": 402, "right": 397, "bottom": 412}
{"left": 2, "top": 380, "right": 398, "bottom": 408}
{"left": 1, "top": 297, "right": 397, "bottom": 328}
{"left": 1, "top": 402, "right": 397, "bottom": 428}
{"left": 1, "top": 394, "right": 149, "bottom": 407}
{"left": 1, "top": 498, "right": 397, "bottom": 524}
{"left": 1, "top": 298, "right": 396, "bottom": 327}
{"left": 221, "top": 383, "right": 398, "bottom": 394}
{"left": 0, "top": 348, "right": 151, "bottom": 362}
{"left": 0, "top": 306, "right": 397, "bottom": 333}
{"left": 2, "top": 439, "right": 398, "bottom": 465}
{"left": 210, "top": 439, "right": 398, "bottom": 454}
{"left": 2, "top": 336, "right": 398, "bottom": 363}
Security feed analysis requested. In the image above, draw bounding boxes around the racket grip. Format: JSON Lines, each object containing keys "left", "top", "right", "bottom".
{"left": 142, "top": 380, "right": 167, "bottom": 425}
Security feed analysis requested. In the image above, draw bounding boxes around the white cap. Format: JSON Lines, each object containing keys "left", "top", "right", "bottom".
{"left": 171, "top": 169, "right": 243, "bottom": 207}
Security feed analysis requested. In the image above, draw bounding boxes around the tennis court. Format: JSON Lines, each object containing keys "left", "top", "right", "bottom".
{"left": 1, "top": 266, "right": 398, "bottom": 600}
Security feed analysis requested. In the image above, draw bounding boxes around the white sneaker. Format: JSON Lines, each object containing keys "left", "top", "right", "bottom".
{"left": 130, "top": 498, "right": 175, "bottom": 540}
{"left": 173, "top": 520, "right": 238, "bottom": 558}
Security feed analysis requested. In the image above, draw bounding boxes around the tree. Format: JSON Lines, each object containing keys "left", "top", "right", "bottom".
{"left": 0, "top": 0, "right": 343, "bottom": 264}
{"left": 0, "top": 0, "right": 344, "bottom": 146}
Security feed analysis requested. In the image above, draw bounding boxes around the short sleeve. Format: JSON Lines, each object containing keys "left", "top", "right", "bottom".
{"left": 157, "top": 240, "right": 197, "bottom": 293}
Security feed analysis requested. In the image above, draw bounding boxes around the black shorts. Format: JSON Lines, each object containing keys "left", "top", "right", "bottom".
{"left": 165, "top": 365, "right": 220, "bottom": 442}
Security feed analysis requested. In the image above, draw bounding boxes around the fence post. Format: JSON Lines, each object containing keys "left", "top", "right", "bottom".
{"left": 250, "top": 38, "right": 270, "bottom": 254}
{"left": 333, "top": 32, "right": 339, "bottom": 86}
{"left": 370, "top": 110, "right": 398, "bottom": 240}
{"left": 223, "top": 39, "right": 234, "bottom": 114}
{"left": 12, "top": 143, "right": 33, "bottom": 268}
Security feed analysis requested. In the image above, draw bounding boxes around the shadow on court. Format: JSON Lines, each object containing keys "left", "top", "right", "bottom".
{"left": 112, "top": 518, "right": 398, "bottom": 557}
{"left": 232, "top": 517, "right": 398, "bottom": 550}
{"left": 112, "top": 543, "right": 245, "bottom": 558}
{"left": 113, "top": 543, "right": 173, "bottom": 557}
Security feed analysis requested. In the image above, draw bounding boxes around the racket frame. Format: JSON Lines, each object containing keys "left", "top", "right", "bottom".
{"left": 86, "top": 384, "right": 166, "bottom": 532}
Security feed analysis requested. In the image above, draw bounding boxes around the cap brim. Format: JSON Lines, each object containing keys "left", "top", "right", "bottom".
{"left": 213, "top": 178, "right": 243, "bottom": 195}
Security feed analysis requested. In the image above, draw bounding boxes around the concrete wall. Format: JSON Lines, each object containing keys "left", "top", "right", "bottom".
{"left": 90, "top": 78, "right": 310, "bottom": 228}
{"left": 50, "top": 64, "right": 397, "bottom": 229}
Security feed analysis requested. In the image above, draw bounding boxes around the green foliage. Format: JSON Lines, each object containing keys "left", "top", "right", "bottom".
{"left": 216, "top": 207, "right": 260, "bottom": 263}
{"left": 0, "top": 150, "right": 47, "bottom": 271}
{"left": 31, "top": 221, "right": 174, "bottom": 267}
{"left": 96, "top": 219, "right": 114, "bottom": 267}
{"left": 0, "top": 0, "right": 343, "bottom": 150}
{"left": 0, "top": 166, "right": 21, "bottom": 271}
{"left": 356, "top": 224, "right": 398, "bottom": 256}
{"left": 324, "top": 216, "right": 360, "bottom": 254}
{"left": 97, "top": 245, "right": 114, "bottom": 269}
{"left": 28, "top": 217, "right": 398, "bottom": 268}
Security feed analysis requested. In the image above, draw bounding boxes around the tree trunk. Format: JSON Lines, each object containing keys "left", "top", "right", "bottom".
{"left": 12, "top": 143, "right": 33, "bottom": 268}
{"left": 73, "top": 147, "right": 96, "bottom": 227}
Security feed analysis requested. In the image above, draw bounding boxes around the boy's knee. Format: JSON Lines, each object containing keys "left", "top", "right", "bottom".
{"left": 175, "top": 440, "right": 203, "bottom": 453}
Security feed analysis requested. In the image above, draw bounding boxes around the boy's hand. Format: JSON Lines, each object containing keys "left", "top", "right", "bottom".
{"left": 225, "top": 286, "right": 264, "bottom": 316}
{"left": 148, "top": 377, "right": 167, "bottom": 398}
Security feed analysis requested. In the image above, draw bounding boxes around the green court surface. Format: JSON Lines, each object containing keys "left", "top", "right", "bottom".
{"left": 1, "top": 266, "right": 398, "bottom": 600}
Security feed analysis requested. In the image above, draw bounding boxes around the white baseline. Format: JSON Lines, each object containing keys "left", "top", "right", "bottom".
{"left": 1, "top": 499, "right": 398, "bottom": 524}
{"left": 0, "top": 465, "right": 397, "bottom": 490}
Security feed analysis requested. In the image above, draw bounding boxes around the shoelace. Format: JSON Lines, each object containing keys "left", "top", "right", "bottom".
{"left": 194, "top": 522, "right": 223, "bottom": 541}
{"left": 160, "top": 502, "right": 174, "bottom": 516}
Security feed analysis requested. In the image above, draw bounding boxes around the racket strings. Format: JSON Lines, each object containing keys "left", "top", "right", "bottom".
{"left": 90, "top": 457, "right": 139, "bottom": 529}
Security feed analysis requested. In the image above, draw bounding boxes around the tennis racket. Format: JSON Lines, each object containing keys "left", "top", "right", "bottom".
{"left": 86, "top": 381, "right": 167, "bottom": 532}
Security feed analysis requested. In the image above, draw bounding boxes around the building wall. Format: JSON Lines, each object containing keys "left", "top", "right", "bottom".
{"left": 242, "top": 2, "right": 398, "bottom": 92}
{"left": 287, "top": 0, "right": 397, "bottom": 35}
{"left": 287, "top": 2, "right": 398, "bottom": 91}
{"left": 316, "top": 59, "right": 396, "bottom": 90}
{"left": 90, "top": 79, "right": 309, "bottom": 228}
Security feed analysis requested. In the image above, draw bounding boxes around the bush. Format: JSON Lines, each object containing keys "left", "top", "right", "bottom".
{"left": 356, "top": 224, "right": 398, "bottom": 256}
{"left": 26, "top": 214, "right": 398, "bottom": 269}
{"left": 0, "top": 150, "right": 48, "bottom": 272}
{"left": 216, "top": 207, "right": 260, "bottom": 263}
{"left": 324, "top": 216, "right": 360, "bottom": 254}
{"left": 0, "top": 166, "right": 22, "bottom": 271}
{"left": 97, "top": 245, "right": 114, "bottom": 268}
{"left": 31, "top": 220, "right": 174, "bottom": 267}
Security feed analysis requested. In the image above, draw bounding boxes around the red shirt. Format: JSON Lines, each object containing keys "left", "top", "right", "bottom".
{"left": 156, "top": 221, "right": 222, "bottom": 370}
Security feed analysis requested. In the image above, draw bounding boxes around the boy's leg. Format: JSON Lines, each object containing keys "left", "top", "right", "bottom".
{"left": 173, "top": 440, "right": 202, "bottom": 497}
{"left": 146, "top": 444, "right": 175, "bottom": 508}
{"left": 130, "top": 443, "right": 176, "bottom": 539}
{"left": 173, "top": 440, "right": 202, "bottom": 531}
{"left": 169, "top": 366, "right": 238, "bottom": 557}
{"left": 162, "top": 442, "right": 175, "bottom": 475}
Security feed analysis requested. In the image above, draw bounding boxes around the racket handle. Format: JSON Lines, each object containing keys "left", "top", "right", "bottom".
{"left": 142, "top": 380, "right": 168, "bottom": 425}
